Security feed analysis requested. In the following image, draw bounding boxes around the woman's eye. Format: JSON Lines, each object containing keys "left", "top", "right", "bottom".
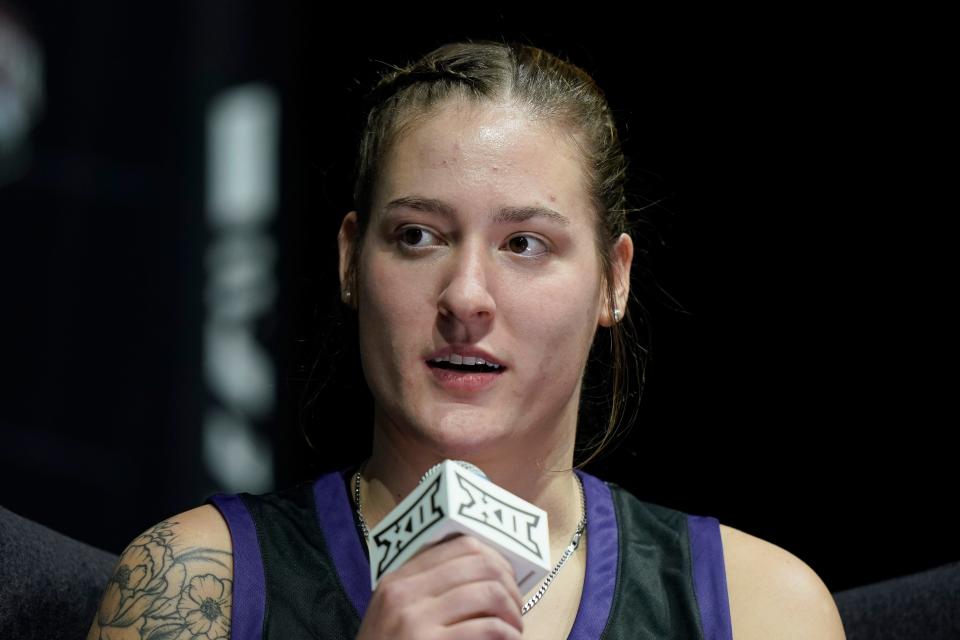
{"left": 505, "top": 234, "right": 550, "bottom": 258}
{"left": 396, "top": 227, "right": 549, "bottom": 259}
{"left": 397, "top": 226, "right": 440, "bottom": 250}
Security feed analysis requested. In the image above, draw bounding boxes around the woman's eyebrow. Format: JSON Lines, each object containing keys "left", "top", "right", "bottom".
{"left": 383, "top": 196, "right": 571, "bottom": 227}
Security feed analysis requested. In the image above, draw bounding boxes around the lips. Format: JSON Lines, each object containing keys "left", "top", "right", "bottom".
{"left": 425, "top": 359, "right": 504, "bottom": 393}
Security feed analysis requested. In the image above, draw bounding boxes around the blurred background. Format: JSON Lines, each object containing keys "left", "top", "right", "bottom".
{"left": 0, "top": 2, "right": 953, "bottom": 595}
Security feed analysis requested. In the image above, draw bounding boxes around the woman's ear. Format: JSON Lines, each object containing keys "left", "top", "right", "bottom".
{"left": 600, "top": 232, "right": 634, "bottom": 327}
{"left": 338, "top": 211, "right": 359, "bottom": 308}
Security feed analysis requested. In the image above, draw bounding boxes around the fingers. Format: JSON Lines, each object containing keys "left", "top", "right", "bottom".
{"left": 375, "top": 577, "right": 522, "bottom": 637}
{"left": 393, "top": 534, "right": 515, "bottom": 584}
{"left": 360, "top": 534, "right": 524, "bottom": 640}
{"left": 426, "top": 580, "right": 523, "bottom": 632}
{"left": 402, "top": 545, "right": 521, "bottom": 604}
{"left": 438, "top": 617, "right": 523, "bottom": 640}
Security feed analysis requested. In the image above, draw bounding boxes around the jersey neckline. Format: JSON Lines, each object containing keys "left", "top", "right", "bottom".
{"left": 310, "top": 467, "right": 619, "bottom": 639}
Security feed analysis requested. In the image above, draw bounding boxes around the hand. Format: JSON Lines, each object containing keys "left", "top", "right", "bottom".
{"left": 357, "top": 534, "right": 523, "bottom": 640}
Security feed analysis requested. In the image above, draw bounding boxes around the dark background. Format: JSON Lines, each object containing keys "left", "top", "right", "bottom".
{"left": 0, "top": 3, "right": 953, "bottom": 595}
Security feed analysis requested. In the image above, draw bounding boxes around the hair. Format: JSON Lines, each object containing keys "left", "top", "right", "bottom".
{"left": 313, "top": 39, "right": 654, "bottom": 469}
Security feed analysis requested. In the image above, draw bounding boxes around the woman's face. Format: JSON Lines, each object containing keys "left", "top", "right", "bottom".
{"left": 339, "top": 99, "right": 632, "bottom": 463}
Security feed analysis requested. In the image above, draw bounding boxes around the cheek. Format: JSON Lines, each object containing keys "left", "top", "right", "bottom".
{"left": 508, "top": 276, "right": 600, "bottom": 378}
{"left": 356, "top": 253, "right": 429, "bottom": 390}
{"left": 361, "top": 254, "right": 424, "bottom": 328}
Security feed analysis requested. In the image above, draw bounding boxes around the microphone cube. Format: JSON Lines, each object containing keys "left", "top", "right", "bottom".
{"left": 367, "top": 460, "right": 551, "bottom": 593}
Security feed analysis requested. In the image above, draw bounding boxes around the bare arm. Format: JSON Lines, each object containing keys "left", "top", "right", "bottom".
{"left": 722, "top": 524, "right": 846, "bottom": 640}
{"left": 86, "top": 506, "right": 233, "bottom": 640}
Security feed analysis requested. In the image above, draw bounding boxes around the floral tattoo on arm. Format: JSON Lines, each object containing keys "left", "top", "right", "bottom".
{"left": 90, "top": 521, "right": 233, "bottom": 640}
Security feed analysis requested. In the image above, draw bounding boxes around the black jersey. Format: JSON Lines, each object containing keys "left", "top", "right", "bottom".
{"left": 207, "top": 469, "right": 734, "bottom": 639}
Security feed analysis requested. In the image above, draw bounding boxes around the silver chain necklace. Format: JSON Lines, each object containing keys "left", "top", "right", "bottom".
{"left": 351, "top": 466, "right": 586, "bottom": 616}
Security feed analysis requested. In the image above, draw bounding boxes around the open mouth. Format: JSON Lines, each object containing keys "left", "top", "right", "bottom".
{"left": 427, "top": 360, "right": 504, "bottom": 374}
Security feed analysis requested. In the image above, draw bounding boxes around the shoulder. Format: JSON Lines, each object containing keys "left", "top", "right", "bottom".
{"left": 86, "top": 505, "right": 234, "bottom": 640}
{"left": 719, "top": 524, "right": 846, "bottom": 640}
{"left": 170, "top": 503, "right": 234, "bottom": 548}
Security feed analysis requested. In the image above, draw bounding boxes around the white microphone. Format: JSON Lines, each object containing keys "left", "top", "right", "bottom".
{"left": 367, "top": 459, "right": 551, "bottom": 593}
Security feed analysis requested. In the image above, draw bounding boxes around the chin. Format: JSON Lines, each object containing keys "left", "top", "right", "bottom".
{"left": 419, "top": 414, "right": 513, "bottom": 461}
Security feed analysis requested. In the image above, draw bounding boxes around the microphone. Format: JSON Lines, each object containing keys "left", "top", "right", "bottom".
{"left": 367, "top": 459, "right": 551, "bottom": 593}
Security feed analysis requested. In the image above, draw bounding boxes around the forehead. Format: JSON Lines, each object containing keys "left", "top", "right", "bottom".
{"left": 375, "top": 100, "right": 594, "bottom": 226}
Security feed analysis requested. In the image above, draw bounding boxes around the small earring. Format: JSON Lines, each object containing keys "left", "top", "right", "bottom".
{"left": 612, "top": 307, "right": 620, "bottom": 323}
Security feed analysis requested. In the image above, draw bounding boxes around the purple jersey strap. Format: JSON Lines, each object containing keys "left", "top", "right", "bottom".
{"left": 313, "top": 468, "right": 372, "bottom": 618}
{"left": 688, "top": 514, "right": 735, "bottom": 639}
{"left": 206, "top": 493, "right": 266, "bottom": 640}
{"left": 568, "top": 470, "right": 618, "bottom": 639}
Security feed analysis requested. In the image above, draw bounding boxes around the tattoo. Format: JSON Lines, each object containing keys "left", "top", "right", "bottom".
{"left": 88, "top": 520, "right": 233, "bottom": 640}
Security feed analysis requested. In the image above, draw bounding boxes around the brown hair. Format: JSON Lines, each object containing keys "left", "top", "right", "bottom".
{"left": 340, "top": 40, "right": 649, "bottom": 468}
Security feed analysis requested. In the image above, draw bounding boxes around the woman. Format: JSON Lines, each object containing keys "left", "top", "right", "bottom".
{"left": 87, "top": 41, "right": 846, "bottom": 640}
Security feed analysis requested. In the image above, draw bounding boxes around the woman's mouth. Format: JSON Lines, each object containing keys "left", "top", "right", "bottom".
{"left": 425, "top": 359, "right": 505, "bottom": 392}
{"left": 428, "top": 359, "right": 503, "bottom": 373}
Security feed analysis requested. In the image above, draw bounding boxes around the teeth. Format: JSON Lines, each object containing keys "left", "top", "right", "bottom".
{"left": 429, "top": 354, "right": 502, "bottom": 369}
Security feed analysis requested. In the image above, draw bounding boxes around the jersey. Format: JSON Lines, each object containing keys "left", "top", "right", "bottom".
{"left": 206, "top": 468, "right": 735, "bottom": 639}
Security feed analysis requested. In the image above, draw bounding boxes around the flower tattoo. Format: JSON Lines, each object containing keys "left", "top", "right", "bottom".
{"left": 90, "top": 521, "right": 232, "bottom": 640}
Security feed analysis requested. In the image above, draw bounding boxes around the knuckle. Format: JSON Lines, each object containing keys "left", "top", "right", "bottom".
{"left": 483, "top": 579, "right": 509, "bottom": 604}
{"left": 479, "top": 618, "right": 521, "bottom": 639}
{"left": 496, "top": 557, "right": 517, "bottom": 585}
{"left": 486, "top": 552, "right": 515, "bottom": 583}
{"left": 376, "top": 578, "right": 408, "bottom": 609}
{"left": 479, "top": 552, "right": 505, "bottom": 577}
{"left": 493, "top": 581, "right": 522, "bottom": 621}
{"left": 460, "top": 540, "right": 515, "bottom": 587}
{"left": 462, "top": 537, "right": 509, "bottom": 568}
{"left": 458, "top": 534, "right": 486, "bottom": 554}
{"left": 498, "top": 582, "right": 517, "bottom": 610}
{"left": 394, "top": 608, "right": 419, "bottom": 634}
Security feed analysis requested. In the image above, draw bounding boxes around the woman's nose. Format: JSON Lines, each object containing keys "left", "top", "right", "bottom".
{"left": 436, "top": 241, "right": 496, "bottom": 330}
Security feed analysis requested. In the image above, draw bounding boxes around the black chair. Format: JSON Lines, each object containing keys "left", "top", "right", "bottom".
{"left": 833, "top": 560, "right": 960, "bottom": 639}
{"left": 0, "top": 505, "right": 118, "bottom": 640}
